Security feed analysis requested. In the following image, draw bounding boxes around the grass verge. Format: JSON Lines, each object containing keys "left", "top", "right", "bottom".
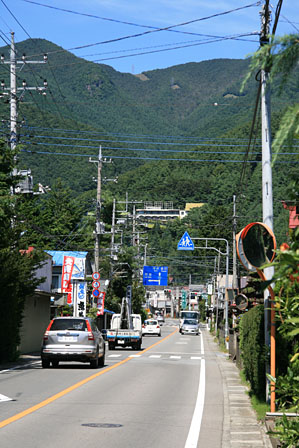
{"left": 239, "top": 370, "right": 270, "bottom": 420}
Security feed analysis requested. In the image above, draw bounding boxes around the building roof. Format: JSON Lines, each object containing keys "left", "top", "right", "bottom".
{"left": 46, "top": 250, "right": 88, "bottom": 266}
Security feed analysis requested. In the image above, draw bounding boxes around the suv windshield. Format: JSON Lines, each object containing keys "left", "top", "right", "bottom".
{"left": 51, "top": 319, "right": 87, "bottom": 331}
{"left": 183, "top": 319, "right": 197, "bottom": 325}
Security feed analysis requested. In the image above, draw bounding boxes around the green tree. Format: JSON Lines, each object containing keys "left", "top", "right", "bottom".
{"left": 0, "top": 141, "right": 43, "bottom": 362}
{"left": 248, "top": 34, "right": 299, "bottom": 447}
{"left": 18, "top": 178, "right": 85, "bottom": 251}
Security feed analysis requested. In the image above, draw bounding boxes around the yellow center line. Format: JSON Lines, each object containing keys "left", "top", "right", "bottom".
{"left": 0, "top": 328, "right": 178, "bottom": 429}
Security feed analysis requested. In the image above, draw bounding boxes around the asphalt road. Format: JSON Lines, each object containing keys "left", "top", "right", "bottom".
{"left": 0, "top": 320, "right": 224, "bottom": 448}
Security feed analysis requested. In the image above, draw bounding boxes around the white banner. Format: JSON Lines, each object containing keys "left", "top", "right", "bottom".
{"left": 72, "top": 257, "right": 86, "bottom": 280}
{"left": 76, "top": 282, "right": 87, "bottom": 317}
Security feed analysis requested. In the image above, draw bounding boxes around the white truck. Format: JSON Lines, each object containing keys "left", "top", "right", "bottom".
{"left": 106, "top": 297, "right": 142, "bottom": 350}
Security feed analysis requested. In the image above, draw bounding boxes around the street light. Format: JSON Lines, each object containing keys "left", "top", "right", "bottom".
{"left": 192, "top": 237, "right": 230, "bottom": 348}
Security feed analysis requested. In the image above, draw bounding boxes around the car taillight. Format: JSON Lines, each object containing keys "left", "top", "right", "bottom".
{"left": 157, "top": 325, "right": 160, "bottom": 328}
{"left": 86, "top": 320, "right": 94, "bottom": 340}
{"left": 43, "top": 319, "right": 54, "bottom": 340}
{"left": 142, "top": 324, "right": 145, "bottom": 328}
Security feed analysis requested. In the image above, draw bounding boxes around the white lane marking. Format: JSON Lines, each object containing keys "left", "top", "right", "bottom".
{"left": 149, "top": 355, "right": 161, "bottom": 359}
{"left": 149, "top": 352, "right": 201, "bottom": 355}
{"left": 0, "top": 361, "right": 40, "bottom": 374}
{"left": 176, "top": 342, "right": 188, "bottom": 345}
{"left": 184, "top": 334, "right": 205, "bottom": 448}
{"left": 0, "top": 394, "right": 14, "bottom": 402}
{"left": 129, "top": 355, "right": 141, "bottom": 358}
{"left": 170, "top": 356, "right": 181, "bottom": 359}
{"left": 108, "top": 354, "right": 122, "bottom": 358}
{"left": 190, "top": 357, "right": 202, "bottom": 360}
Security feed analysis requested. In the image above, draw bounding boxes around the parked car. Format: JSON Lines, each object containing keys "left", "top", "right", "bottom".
{"left": 142, "top": 319, "right": 161, "bottom": 337}
{"left": 41, "top": 317, "right": 105, "bottom": 368}
{"left": 180, "top": 319, "right": 200, "bottom": 335}
{"left": 156, "top": 313, "right": 165, "bottom": 324}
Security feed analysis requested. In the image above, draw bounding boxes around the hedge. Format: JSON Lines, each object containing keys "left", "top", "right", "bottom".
{"left": 239, "top": 305, "right": 267, "bottom": 399}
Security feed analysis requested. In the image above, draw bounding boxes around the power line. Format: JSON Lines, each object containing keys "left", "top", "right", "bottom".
{"left": 20, "top": 148, "right": 298, "bottom": 164}
{"left": 0, "top": 0, "right": 81, "bottom": 128}
{"left": 78, "top": 33, "right": 258, "bottom": 60}
{"left": 19, "top": 135, "right": 298, "bottom": 153}
{"left": 22, "top": 1, "right": 262, "bottom": 55}
{"left": 21, "top": 124, "right": 298, "bottom": 146}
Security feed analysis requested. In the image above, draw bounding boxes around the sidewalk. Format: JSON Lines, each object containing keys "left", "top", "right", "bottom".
{"left": 204, "top": 329, "right": 272, "bottom": 448}
{"left": 0, "top": 353, "right": 40, "bottom": 372}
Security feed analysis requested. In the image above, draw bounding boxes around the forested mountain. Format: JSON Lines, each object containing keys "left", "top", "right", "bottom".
{"left": 0, "top": 38, "right": 298, "bottom": 249}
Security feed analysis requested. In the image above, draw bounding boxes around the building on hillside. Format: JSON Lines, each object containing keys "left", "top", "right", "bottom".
{"left": 136, "top": 201, "right": 205, "bottom": 224}
{"left": 19, "top": 248, "right": 53, "bottom": 353}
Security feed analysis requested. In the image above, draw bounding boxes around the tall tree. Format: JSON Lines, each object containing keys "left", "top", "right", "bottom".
{"left": 0, "top": 141, "right": 42, "bottom": 362}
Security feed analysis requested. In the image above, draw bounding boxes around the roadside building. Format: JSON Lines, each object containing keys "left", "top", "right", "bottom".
{"left": 19, "top": 248, "right": 53, "bottom": 353}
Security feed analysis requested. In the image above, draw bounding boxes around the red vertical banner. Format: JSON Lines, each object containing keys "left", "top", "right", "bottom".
{"left": 67, "top": 284, "right": 73, "bottom": 305}
{"left": 97, "top": 292, "right": 106, "bottom": 316}
{"left": 61, "top": 256, "right": 75, "bottom": 301}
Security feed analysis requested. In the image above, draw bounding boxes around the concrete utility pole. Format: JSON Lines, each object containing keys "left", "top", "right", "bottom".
{"left": 10, "top": 32, "right": 17, "bottom": 172}
{"left": 89, "top": 147, "right": 103, "bottom": 273}
{"left": 0, "top": 32, "right": 47, "bottom": 178}
{"left": 89, "top": 148, "right": 115, "bottom": 272}
{"left": 232, "top": 194, "right": 237, "bottom": 291}
{"left": 132, "top": 205, "right": 136, "bottom": 246}
{"left": 260, "top": 1, "right": 275, "bottom": 410}
{"left": 110, "top": 198, "right": 116, "bottom": 261}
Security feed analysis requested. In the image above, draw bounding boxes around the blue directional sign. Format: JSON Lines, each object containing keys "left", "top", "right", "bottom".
{"left": 177, "top": 231, "right": 194, "bottom": 251}
{"left": 143, "top": 266, "right": 168, "bottom": 286}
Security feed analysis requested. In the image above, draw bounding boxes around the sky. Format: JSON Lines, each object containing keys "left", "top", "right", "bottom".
{"left": 0, "top": 0, "right": 298, "bottom": 74}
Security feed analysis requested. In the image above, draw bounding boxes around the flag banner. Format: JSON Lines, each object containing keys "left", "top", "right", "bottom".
{"left": 72, "top": 257, "right": 86, "bottom": 280}
{"left": 61, "top": 256, "right": 75, "bottom": 293}
{"left": 67, "top": 284, "right": 73, "bottom": 305}
{"left": 76, "top": 282, "right": 87, "bottom": 317}
{"left": 97, "top": 292, "right": 106, "bottom": 316}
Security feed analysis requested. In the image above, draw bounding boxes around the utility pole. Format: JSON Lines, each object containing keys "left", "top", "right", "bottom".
{"left": 89, "top": 147, "right": 103, "bottom": 273}
{"left": 1, "top": 32, "right": 47, "bottom": 182}
{"left": 132, "top": 205, "right": 136, "bottom": 246}
{"left": 89, "top": 148, "right": 115, "bottom": 272}
{"left": 10, "top": 32, "right": 17, "bottom": 173}
{"left": 260, "top": 1, "right": 275, "bottom": 411}
{"left": 232, "top": 194, "right": 237, "bottom": 291}
{"left": 110, "top": 198, "right": 116, "bottom": 261}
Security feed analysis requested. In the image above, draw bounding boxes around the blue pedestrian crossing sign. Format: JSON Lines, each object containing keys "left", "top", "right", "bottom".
{"left": 177, "top": 231, "right": 194, "bottom": 250}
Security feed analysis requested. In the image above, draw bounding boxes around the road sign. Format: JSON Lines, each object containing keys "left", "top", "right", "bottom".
{"left": 92, "top": 272, "right": 100, "bottom": 280}
{"left": 92, "top": 289, "right": 100, "bottom": 297}
{"left": 143, "top": 266, "right": 168, "bottom": 286}
{"left": 92, "top": 280, "right": 100, "bottom": 289}
{"left": 177, "top": 231, "right": 194, "bottom": 250}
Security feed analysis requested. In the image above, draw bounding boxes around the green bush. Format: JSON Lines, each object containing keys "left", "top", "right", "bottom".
{"left": 239, "top": 305, "right": 267, "bottom": 398}
{"left": 198, "top": 300, "right": 206, "bottom": 322}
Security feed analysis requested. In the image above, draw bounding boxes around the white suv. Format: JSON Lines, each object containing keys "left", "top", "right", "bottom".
{"left": 41, "top": 317, "right": 105, "bottom": 368}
